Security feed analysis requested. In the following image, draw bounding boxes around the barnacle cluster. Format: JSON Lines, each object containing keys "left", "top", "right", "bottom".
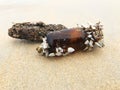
{"left": 36, "top": 22, "right": 104, "bottom": 57}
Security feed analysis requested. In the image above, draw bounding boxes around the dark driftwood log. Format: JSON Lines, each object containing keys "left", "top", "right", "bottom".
{"left": 8, "top": 21, "right": 67, "bottom": 42}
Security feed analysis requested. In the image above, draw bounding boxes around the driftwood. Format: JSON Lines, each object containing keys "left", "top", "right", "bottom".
{"left": 8, "top": 21, "right": 67, "bottom": 41}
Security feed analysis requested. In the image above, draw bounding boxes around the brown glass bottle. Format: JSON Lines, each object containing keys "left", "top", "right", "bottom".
{"left": 46, "top": 28, "right": 86, "bottom": 53}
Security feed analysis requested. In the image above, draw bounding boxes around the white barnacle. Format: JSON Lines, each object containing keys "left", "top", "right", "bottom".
{"left": 91, "top": 37, "right": 94, "bottom": 41}
{"left": 56, "top": 52, "right": 62, "bottom": 56}
{"left": 84, "top": 40, "right": 89, "bottom": 45}
{"left": 49, "top": 53, "right": 55, "bottom": 57}
{"left": 42, "top": 42, "right": 49, "bottom": 49}
{"left": 42, "top": 37, "right": 47, "bottom": 42}
{"left": 56, "top": 47, "right": 63, "bottom": 53}
{"left": 89, "top": 40, "right": 94, "bottom": 47}
{"left": 99, "top": 39, "right": 105, "bottom": 47}
{"left": 59, "top": 47, "right": 64, "bottom": 52}
{"left": 67, "top": 47, "right": 75, "bottom": 53}
{"left": 95, "top": 42, "right": 102, "bottom": 48}
{"left": 45, "top": 50, "right": 49, "bottom": 57}
{"left": 55, "top": 47, "right": 64, "bottom": 56}
{"left": 41, "top": 37, "right": 49, "bottom": 49}
{"left": 88, "top": 35, "right": 92, "bottom": 38}
{"left": 38, "top": 37, "right": 50, "bottom": 56}
{"left": 83, "top": 46, "right": 89, "bottom": 51}
{"left": 87, "top": 32, "right": 92, "bottom": 35}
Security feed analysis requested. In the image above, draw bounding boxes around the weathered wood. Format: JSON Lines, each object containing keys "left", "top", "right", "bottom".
{"left": 8, "top": 21, "right": 67, "bottom": 42}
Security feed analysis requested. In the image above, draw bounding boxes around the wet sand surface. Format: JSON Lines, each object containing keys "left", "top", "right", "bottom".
{"left": 0, "top": 0, "right": 120, "bottom": 89}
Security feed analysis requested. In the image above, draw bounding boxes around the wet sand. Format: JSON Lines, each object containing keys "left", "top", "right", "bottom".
{"left": 0, "top": 1, "right": 120, "bottom": 89}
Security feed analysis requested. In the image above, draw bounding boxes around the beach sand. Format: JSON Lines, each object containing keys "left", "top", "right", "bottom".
{"left": 0, "top": 0, "right": 120, "bottom": 89}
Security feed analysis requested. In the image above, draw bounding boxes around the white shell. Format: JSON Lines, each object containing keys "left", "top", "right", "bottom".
{"left": 67, "top": 47, "right": 75, "bottom": 53}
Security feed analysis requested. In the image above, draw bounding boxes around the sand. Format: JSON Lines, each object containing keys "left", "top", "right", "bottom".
{"left": 0, "top": 0, "right": 120, "bottom": 90}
